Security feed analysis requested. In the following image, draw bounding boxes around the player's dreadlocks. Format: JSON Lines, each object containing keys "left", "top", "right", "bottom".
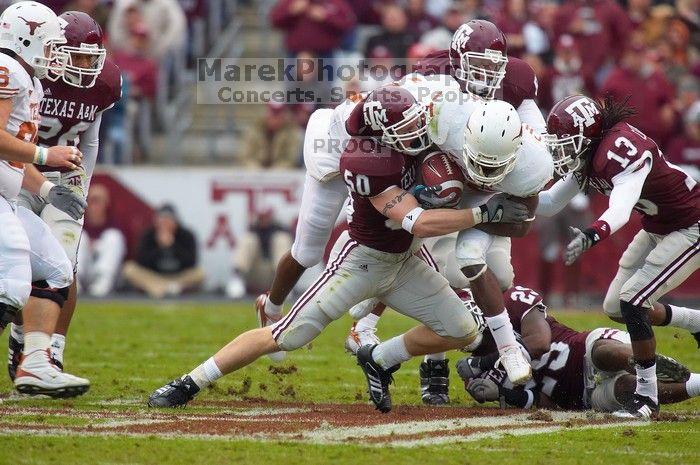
{"left": 574, "top": 94, "right": 637, "bottom": 191}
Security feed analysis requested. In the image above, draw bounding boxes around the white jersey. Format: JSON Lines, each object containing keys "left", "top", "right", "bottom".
{"left": 0, "top": 54, "right": 42, "bottom": 202}
{"left": 303, "top": 98, "right": 358, "bottom": 182}
{"left": 430, "top": 97, "right": 553, "bottom": 200}
{"left": 398, "top": 72, "right": 463, "bottom": 109}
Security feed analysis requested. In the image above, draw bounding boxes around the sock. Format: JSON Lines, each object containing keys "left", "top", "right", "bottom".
{"left": 50, "top": 334, "right": 66, "bottom": 365}
{"left": 23, "top": 331, "right": 51, "bottom": 356}
{"left": 424, "top": 352, "right": 446, "bottom": 362}
{"left": 372, "top": 335, "right": 410, "bottom": 370}
{"left": 10, "top": 323, "right": 24, "bottom": 343}
{"left": 686, "top": 373, "right": 700, "bottom": 398}
{"left": 265, "top": 299, "right": 282, "bottom": 318}
{"left": 188, "top": 357, "right": 223, "bottom": 389}
{"left": 668, "top": 304, "right": 700, "bottom": 332}
{"left": 485, "top": 310, "right": 518, "bottom": 351}
{"left": 356, "top": 313, "right": 380, "bottom": 332}
{"left": 635, "top": 363, "right": 658, "bottom": 404}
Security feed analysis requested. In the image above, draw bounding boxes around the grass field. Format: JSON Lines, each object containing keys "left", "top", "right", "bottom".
{"left": 1, "top": 299, "right": 699, "bottom": 465}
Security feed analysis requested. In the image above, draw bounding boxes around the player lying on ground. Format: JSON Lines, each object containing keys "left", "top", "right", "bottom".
{"left": 455, "top": 286, "right": 700, "bottom": 413}
{"left": 536, "top": 94, "right": 700, "bottom": 418}
{"left": 0, "top": 2, "right": 90, "bottom": 398}
{"left": 9, "top": 10, "right": 121, "bottom": 380}
{"left": 148, "top": 87, "right": 530, "bottom": 412}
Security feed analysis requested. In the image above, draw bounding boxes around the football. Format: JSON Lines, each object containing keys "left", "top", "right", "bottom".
{"left": 420, "top": 151, "right": 465, "bottom": 208}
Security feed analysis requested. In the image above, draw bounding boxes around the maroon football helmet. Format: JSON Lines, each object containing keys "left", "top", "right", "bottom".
{"left": 362, "top": 86, "right": 431, "bottom": 155}
{"left": 58, "top": 11, "right": 106, "bottom": 88}
{"left": 449, "top": 20, "right": 508, "bottom": 99}
{"left": 546, "top": 95, "right": 603, "bottom": 176}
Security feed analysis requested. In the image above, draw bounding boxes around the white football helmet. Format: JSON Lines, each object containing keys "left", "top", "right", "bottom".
{"left": 463, "top": 100, "right": 522, "bottom": 187}
{"left": 0, "top": 2, "right": 68, "bottom": 80}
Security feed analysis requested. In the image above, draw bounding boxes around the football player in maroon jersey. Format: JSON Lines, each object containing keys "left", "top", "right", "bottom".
{"left": 147, "top": 87, "right": 530, "bottom": 411}
{"left": 9, "top": 11, "right": 121, "bottom": 377}
{"left": 536, "top": 95, "right": 700, "bottom": 418}
{"left": 456, "top": 286, "right": 700, "bottom": 413}
{"left": 350, "top": 20, "right": 548, "bottom": 403}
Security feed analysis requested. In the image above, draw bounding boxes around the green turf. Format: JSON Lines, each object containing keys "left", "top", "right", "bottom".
{"left": 1, "top": 300, "right": 699, "bottom": 463}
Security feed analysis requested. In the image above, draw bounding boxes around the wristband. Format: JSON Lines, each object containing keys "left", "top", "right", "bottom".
{"left": 39, "top": 180, "right": 55, "bottom": 200}
{"left": 401, "top": 206, "right": 424, "bottom": 233}
{"left": 471, "top": 205, "right": 486, "bottom": 224}
{"left": 33, "top": 146, "right": 47, "bottom": 165}
{"left": 587, "top": 220, "right": 611, "bottom": 242}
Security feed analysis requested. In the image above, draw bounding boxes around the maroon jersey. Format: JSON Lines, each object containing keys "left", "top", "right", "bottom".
{"left": 37, "top": 59, "right": 122, "bottom": 173}
{"left": 339, "top": 139, "right": 418, "bottom": 253}
{"left": 412, "top": 49, "right": 537, "bottom": 109}
{"left": 587, "top": 122, "right": 700, "bottom": 234}
{"left": 473, "top": 286, "right": 590, "bottom": 410}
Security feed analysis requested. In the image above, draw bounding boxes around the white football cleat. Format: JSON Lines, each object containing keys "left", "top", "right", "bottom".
{"left": 496, "top": 345, "right": 532, "bottom": 386}
{"left": 256, "top": 293, "right": 286, "bottom": 362}
{"left": 344, "top": 322, "right": 380, "bottom": 355}
{"left": 14, "top": 349, "right": 89, "bottom": 398}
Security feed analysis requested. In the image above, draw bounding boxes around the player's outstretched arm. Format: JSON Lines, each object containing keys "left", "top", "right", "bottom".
{"left": 0, "top": 99, "right": 82, "bottom": 169}
{"left": 536, "top": 174, "right": 581, "bottom": 217}
{"left": 564, "top": 159, "right": 651, "bottom": 265}
{"left": 519, "top": 303, "right": 551, "bottom": 361}
{"left": 370, "top": 186, "right": 529, "bottom": 238}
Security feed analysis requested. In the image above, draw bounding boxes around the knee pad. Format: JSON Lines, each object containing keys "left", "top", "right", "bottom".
{"left": 290, "top": 242, "right": 323, "bottom": 269}
{"left": 275, "top": 322, "right": 324, "bottom": 351}
{"left": 619, "top": 300, "right": 654, "bottom": 341}
{"left": 603, "top": 293, "right": 622, "bottom": 319}
{"left": 30, "top": 280, "right": 70, "bottom": 308}
{"left": 0, "top": 302, "right": 19, "bottom": 330}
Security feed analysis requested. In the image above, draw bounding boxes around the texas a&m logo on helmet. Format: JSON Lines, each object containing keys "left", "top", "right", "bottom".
{"left": 565, "top": 97, "right": 601, "bottom": 131}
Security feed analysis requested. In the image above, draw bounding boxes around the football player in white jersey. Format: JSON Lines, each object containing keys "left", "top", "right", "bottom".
{"left": 0, "top": 1, "right": 90, "bottom": 397}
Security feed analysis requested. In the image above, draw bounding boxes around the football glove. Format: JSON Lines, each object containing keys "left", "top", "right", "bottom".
{"left": 479, "top": 194, "right": 530, "bottom": 223}
{"left": 564, "top": 226, "right": 599, "bottom": 265}
{"left": 412, "top": 184, "right": 456, "bottom": 209}
{"left": 466, "top": 378, "right": 500, "bottom": 403}
{"left": 47, "top": 185, "right": 87, "bottom": 220}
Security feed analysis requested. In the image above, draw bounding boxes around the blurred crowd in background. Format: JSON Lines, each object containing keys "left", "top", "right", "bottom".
{"left": 16, "top": 0, "right": 699, "bottom": 301}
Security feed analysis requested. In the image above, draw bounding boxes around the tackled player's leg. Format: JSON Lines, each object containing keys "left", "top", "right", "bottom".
{"left": 455, "top": 228, "right": 530, "bottom": 385}
{"left": 148, "top": 232, "right": 375, "bottom": 407}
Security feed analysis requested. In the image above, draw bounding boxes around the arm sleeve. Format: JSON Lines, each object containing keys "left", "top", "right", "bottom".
{"left": 517, "top": 99, "right": 546, "bottom": 135}
{"left": 597, "top": 156, "right": 652, "bottom": 234}
{"left": 79, "top": 113, "right": 102, "bottom": 191}
{"left": 535, "top": 175, "right": 581, "bottom": 217}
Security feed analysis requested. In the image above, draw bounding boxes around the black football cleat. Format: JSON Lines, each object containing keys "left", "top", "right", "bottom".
{"left": 419, "top": 359, "right": 450, "bottom": 405}
{"left": 7, "top": 333, "right": 22, "bottom": 382}
{"left": 148, "top": 375, "right": 200, "bottom": 408}
{"left": 655, "top": 353, "right": 690, "bottom": 383}
{"left": 613, "top": 393, "right": 659, "bottom": 419}
{"left": 356, "top": 345, "right": 399, "bottom": 413}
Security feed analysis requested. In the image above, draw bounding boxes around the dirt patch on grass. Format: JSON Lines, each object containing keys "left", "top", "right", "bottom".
{"left": 0, "top": 402, "right": 665, "bottom": 446}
